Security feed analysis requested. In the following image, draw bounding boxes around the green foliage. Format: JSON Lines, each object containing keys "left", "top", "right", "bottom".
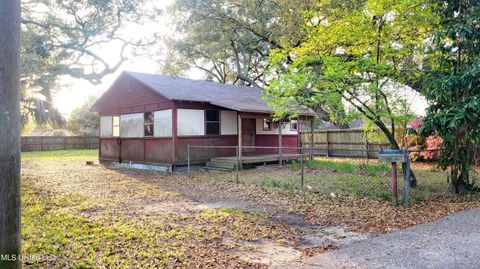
{"left": 164, "top": 0, "right": 316, "bottom": 86}
{"left": 265, "top": 0, "right": 435, "bottom": 148}
{"left": 421, "top": 0, "right": 480, "bottom": 192}
{"left": 67, "top": 98, "right": 99, "bottom": 136}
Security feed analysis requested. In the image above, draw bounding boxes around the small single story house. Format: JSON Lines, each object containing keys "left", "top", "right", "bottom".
{"left": 91, "top": 71, "right": 314, "bottom": 170}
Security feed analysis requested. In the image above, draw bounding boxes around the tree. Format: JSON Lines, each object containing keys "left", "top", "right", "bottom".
{"left": 0, "top": 0, "right": 22, "bottom": 268}
{"left": 162, "top": 0, "right": 350, "bottom": 124}
{"left": 20, "top": 0, "right": 154, "bottom": 126}
{"left": 421, "top": 0, "right": 480, "bottom": 193}
{"left": 68, "top": 98, "right": 100, "bottom": 136}
{"left": 163, "top": 0, "right": 316, "bottom": 86}
{"left": 264, "top": 0, "right": 436, "bottom": 184}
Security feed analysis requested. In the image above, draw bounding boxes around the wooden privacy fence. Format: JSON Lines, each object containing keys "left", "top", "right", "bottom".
{"left": 21, "top": 136, "right": 99, "bottom": 152}
{"left": 300, "top": 129, "right": 391, "bottom": 158}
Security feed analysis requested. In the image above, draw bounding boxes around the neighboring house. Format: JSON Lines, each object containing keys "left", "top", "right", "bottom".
{"left": 91, "top": 71, "right": 314, "bottom": 170}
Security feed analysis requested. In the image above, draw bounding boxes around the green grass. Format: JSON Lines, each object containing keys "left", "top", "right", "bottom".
{"left": 22, "top": 149, "right": 98, "bottom": 160}
{"left": 222, "top": 157, "right": 451, "bottom": 202}
{"left": 22, "top": 182, "right": 192, "bottom": 268}
{"left": 290, "top": 158, "right": 390, "bottom": 177}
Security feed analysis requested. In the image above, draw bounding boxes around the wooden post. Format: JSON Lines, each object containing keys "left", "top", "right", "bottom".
{"left": 326, "top": 130, "right": 330, "bottom": 157}
{"left": 279, "top": 120, "right": 283, "bottom": 166}
{"left": 309, "top": 119, "right": 314, "bottom": 161}
{"left": 365, "top": 137, "right": 369, "bottom": 160}
{"left": 0, "top": 1, "right": 22, "bottom": 267}
{"left": 172, "top": 103, "right": 177, "bottom": 167}
{"left": 237, "top": 113, "right": 242, "bottom": 165}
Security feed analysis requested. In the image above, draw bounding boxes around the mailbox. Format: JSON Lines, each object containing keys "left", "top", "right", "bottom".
{"left": 378, "top": 149, "right": 406, "bottom": 163}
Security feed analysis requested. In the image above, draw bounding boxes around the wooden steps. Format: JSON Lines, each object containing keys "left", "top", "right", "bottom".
{"left": 205, "top": 161, "right": 239, "bottom": 171}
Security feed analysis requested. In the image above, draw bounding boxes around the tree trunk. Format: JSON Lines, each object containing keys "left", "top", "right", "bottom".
{"left": 0, "top": 1, "right": 22, "bottom": 268}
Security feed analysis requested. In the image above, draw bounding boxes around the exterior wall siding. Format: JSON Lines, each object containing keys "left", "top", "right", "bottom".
{"left": 99, "top": 138, "right": 173, "bottom": 166}
{"left": 254, "top": 135, "right": 300, "bottom": 154}
{"left": 94, "top": 74, "right": 174, "bottom": 116}
{"left": 175, "top": 136, "right": 238, "bottom": 165}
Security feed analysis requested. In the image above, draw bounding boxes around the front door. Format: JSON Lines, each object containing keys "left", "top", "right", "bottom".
{"left": 241, "top": 118, "right": 255, "bottom": 152}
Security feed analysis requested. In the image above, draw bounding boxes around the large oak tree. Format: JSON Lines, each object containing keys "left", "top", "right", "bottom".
{"left": 20, "top": 0, "right": 154, "bottom": 127}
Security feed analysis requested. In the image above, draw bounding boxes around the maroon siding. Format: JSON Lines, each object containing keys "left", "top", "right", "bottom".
{"left": 254, "top": 135, "right": 299, "bottom": 154}
{"left": 100, "top": 138, "right": 121, "bottom": 161}
{"left": 144, "top": 139, "right": 173, "bottom": 164}
{"left": 176, "top": 136, "right": 238, "bottom": 165}
{"left": 94, "top": 74, "right": 173, "bottom": 116}
{"left": 99, "top": 138, "right": 173, "bottom": 166}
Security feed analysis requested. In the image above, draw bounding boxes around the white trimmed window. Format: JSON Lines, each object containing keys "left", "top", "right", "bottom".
{"left": 144, "top": 112, "right": 154, "bottom": 136}
{"left": 205, "top": 110, "right": 220, "bottom": 135}
{"left": 113, "top": 116, "right": 120, "bottom": 137}
{"left": 263, "top": 118, "right": 272, "bottom": 131}
{"left": 290, "top": 120, "right": 298, "bottom": 131}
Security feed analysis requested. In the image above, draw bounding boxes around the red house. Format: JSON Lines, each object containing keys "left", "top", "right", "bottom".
{"left": 91, "top": 71, "right": 314, "bottom": 170}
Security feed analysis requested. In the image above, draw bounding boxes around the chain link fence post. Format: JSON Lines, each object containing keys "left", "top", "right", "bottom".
{"left": 187, "top": 144, "right": 191, "bottom": 177}
{"left": 404, "top": 150, "right": 411, "bottom": 206}
{"left": 301, "top": 146, "right": 304, "bottom": 190}
{"left": 236, "top": 146, "right": 239, "bottom": 183}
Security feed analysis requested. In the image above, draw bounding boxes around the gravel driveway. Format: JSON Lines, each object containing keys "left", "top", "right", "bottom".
{"left": 279, "top": 207, "right": 480, "bottom": 269}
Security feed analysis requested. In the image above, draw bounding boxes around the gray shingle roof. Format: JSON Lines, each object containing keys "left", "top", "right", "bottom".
{"left": 125, "top": 71, "right": 314, "bottom": 115}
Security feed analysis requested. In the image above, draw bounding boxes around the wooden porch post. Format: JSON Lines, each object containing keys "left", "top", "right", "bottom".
{"left": 279, "top": 120, "right": 283, "bottom": 166}
{"left": 172, "top": 103, "right": 178, "bottom": 168}
{"left": 237, "top": 113, "right": 242, "bottom": 164}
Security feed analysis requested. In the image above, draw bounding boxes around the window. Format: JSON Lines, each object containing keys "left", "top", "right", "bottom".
{"left": 128, "top": 79, "right": 134, "bottom": 92}
{"left": 144, "top": 112, "right": 154, "bottom": 136}
{"left": 205, "top": 110, "right": 220, "bottom": 135}
{"left": 263, "top": 118, "right": 272, "bottom": 131}
{"left": 290, "top": 120, "right": 298, "bottom": 131}
{"left": 113, "top": 116, "right": 120, "bottom": 137}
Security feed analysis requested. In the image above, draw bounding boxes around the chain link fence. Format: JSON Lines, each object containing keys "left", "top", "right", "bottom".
{"left": 187, "top": 145, "right": 454, "bottom": 204}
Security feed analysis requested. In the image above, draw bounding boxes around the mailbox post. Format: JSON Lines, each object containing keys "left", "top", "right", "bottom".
{"left": 378, "top": 150, "right": 408, "bottom": 206}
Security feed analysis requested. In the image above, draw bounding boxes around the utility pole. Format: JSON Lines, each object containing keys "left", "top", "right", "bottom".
{"left": 0, "top": 1, "right": 22, "bottom": 268}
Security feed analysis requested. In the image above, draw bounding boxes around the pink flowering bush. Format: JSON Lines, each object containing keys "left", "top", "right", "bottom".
{"left": 406, "top": 118, "right": 443, "bottom": 161}
{"left": 410, "top": 118, "right": 423, "bottom": 132}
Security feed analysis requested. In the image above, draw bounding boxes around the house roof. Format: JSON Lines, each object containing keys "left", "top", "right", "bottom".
{"left": 119, "top": 71, "right": 314, "bottom": 115}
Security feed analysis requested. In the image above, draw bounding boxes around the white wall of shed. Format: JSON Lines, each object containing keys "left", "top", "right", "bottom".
{"left": 100, "top": 116, "right": 113, "bottom": 137}
{"left": 220, "top": 110, "right": 237, "bottom": 135}
{"left": 255, "top": 118, "right": 298, "bottom": 135}
{"left": 120, "top": 113, "right": 144, "bottom": 137}
{"left": 177, "top": 109, "right": 205, "bottom": 136}
{"left": 154, "top": 109, "right": 172, "bottom": 137}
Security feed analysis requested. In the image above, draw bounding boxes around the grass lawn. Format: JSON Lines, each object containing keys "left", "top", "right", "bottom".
{"left": 20, "top": 149, "right": 480, "bottom": 268}
{"left": 22, "top": 149, "right": 98, "bottom": 160}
